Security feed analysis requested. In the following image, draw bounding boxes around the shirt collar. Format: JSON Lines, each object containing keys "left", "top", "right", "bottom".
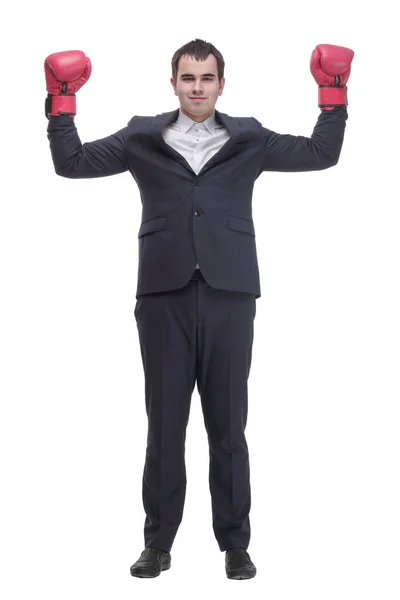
{"left": 177, "top": 108, "right": 218, "bottom": 134}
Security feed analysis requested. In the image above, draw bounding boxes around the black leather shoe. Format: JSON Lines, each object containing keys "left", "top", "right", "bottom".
{"left": 225, "top": 548, "right": 257, "bottom": 579}
{"left": 130, "top": 547, "right": 171, "bottom": 578}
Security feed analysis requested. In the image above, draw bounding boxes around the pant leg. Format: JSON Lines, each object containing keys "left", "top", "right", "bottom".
{"left": 134, "top": 277, "right": 198, "bottom": 551}
{"left": 195, "top": 275, "right": 256, "bottom": 551}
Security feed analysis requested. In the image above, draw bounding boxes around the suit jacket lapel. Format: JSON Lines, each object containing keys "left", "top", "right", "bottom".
{"left": 150, "top": 108, "right": 241, "bottom": 176}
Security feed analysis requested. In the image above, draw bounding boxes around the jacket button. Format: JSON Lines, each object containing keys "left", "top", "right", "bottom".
{"left": 194, "top": 210, "right": 202, "bottom": 217}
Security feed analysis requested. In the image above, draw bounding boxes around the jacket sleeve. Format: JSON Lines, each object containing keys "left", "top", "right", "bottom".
{"left": 46, "top": 115, "right": 129, "bottom": 178}
{"left": 254, "top": 106, "right": 348, "bottom": 173}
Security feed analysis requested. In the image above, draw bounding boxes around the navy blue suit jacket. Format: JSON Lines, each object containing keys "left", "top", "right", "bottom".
{"left": 47, "top": 106, "right": 348, "bottom": 298}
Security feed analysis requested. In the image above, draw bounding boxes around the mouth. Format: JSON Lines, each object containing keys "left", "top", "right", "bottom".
{"left": 190, "top": 97, "right": 206, "bottom": 101}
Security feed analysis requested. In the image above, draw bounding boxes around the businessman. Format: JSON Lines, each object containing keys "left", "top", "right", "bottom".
{"left": 45, "top": 38, "right": 354, "bottom": 580}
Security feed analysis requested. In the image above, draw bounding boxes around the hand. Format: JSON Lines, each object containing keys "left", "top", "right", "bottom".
{"left": 310, "top": 44, "right": 354, "bottom": 110}
{"left": 44, "top": 50, "right": 92, "bottom": 118}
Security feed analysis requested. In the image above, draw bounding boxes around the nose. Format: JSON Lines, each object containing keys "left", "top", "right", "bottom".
{"left": 192, "top": 81, "right": 203, "bottom": 93}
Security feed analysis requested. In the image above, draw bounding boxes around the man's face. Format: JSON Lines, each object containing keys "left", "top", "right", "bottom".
{"left": 170, "top": 54, "right": 225, "bottom": 122}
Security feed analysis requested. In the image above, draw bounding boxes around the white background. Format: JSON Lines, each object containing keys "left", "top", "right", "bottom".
{"left": 1, "top": 0, "right": 399, "bottom": 598}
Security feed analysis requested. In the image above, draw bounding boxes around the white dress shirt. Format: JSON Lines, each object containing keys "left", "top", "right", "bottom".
{"left": 162, "top": 109, "right": 230, "bottom": 269}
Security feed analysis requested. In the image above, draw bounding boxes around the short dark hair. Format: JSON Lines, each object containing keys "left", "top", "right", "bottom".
{"left": 171, "top": 38, "right": 225, "bottom": 81}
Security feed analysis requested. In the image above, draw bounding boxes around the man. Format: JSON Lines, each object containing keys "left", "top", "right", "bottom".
{"left": 44, "top": 38, "right": 354, "bottom": 580}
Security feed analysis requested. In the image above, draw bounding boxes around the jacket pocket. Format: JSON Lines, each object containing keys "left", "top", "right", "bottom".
{"left": 227, "top": 216, "right": 255, "bottom": 237}
{"left": 138, "top": 216, "right": 167, "bottom": 238}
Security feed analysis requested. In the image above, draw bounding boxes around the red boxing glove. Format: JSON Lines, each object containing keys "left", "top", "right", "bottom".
{"left": 44, "top": 50, "right": 92, "bottom": 118}
{"left": 310, "top": 44, "right": 354, "bottom": 110}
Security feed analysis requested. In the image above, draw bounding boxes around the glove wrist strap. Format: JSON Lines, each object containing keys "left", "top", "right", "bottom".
{"left": 45, "top": 94, "right": 76, "bottom": 119}
{"left": 318, "top": 85, "right": 348, "bottom": 108}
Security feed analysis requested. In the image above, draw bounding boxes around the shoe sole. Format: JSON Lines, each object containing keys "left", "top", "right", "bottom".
{"left": 130, "top": 562, "right": 171, "bottom": 578}
{"left": 226, "top": 569, "right": 256, "bottom": 580}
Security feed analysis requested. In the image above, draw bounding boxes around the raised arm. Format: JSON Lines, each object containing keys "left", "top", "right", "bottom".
{"left": 256, "top": 43, "right": 354, "bottom": 173}
{"left": 45, "top": 50, "right": 129, "bottom": 178}
{"left": 254, "top": 106, "right": 347, "bottom": 172}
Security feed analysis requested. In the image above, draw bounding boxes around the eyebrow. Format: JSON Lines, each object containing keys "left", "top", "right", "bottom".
{"left": 180, "top": 73, "right": 216, "bottom": 77}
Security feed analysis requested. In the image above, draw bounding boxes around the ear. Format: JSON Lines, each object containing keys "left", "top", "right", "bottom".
{"left": 219, "top": 76, "right": 225, "bottom": 95}
{"left": 170, "top": 77, "right": 177, "bottom": 95}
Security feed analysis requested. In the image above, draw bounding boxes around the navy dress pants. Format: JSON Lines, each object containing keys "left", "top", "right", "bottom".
{"left": 134, "top": 269, "right": 257, "bottom": 552}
